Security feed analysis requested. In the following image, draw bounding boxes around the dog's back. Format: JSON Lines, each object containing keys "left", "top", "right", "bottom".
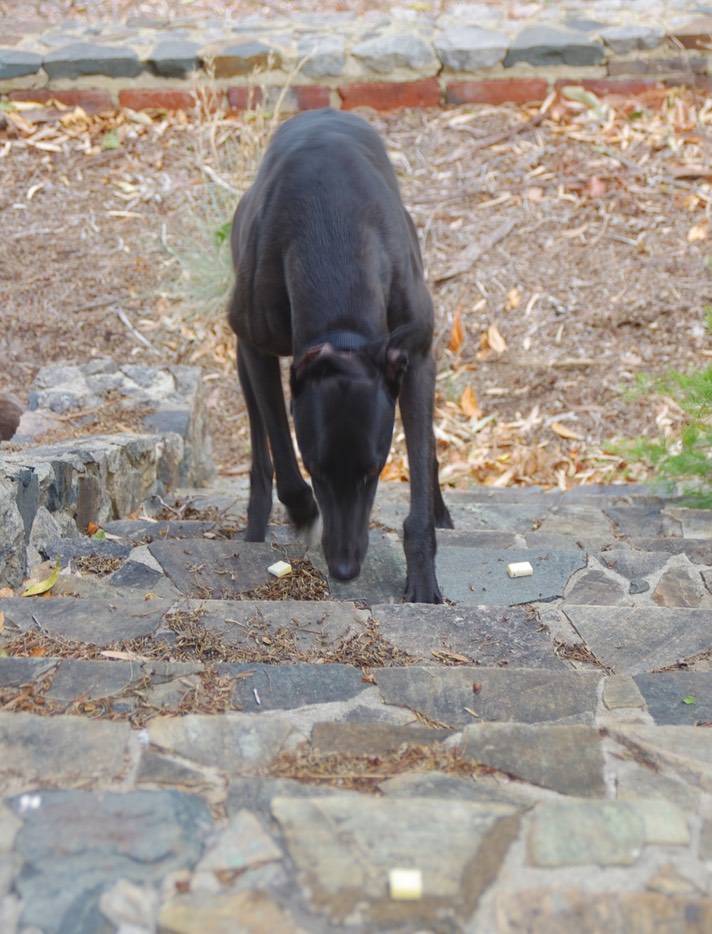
{"left": 228, "top": 108, "right": 429, "bottom": 357}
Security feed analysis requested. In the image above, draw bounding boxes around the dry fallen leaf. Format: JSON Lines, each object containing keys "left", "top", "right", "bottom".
{"left": 687, "top": 221, "right": 708, "bottom": 242}
{"left": 487, "top": 323, "right": 507, "bottom": 354}
{"left": 21, "top": 559, "right": 61, "bottom": 597}
{"left": 0, "top": 587, "right": 13, "bottom": 599}
{"left": 449, "top": 305, "right": 464, "bottom": 353}
{"left": 551, "top": 421, "right": 583, "bottom": 441}
{"left": 460, "top": 385, "right": 481, "bottom": 419}
{"left": 506, "top": 287, "right": 521, "bottom": 310}
{"left": 588, "top": 175, "right": 607, "bottom": 199}
{"left": 0, "top": 610, "right": 4, "bottom": 634}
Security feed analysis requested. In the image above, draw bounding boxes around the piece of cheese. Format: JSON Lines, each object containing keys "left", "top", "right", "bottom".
{"left": 268, "top": 560, "right": 292, "bottom": 578}
{"left": 389, "top": 868, "right": 423, "bottom": 900}
{"left": 507, "top": 561, "right": 533, "bottom": 578}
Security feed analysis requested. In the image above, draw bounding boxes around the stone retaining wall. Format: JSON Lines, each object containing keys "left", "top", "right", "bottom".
{"left": 0, "top": 360, "right": 214, "bottom": 589}
{"left": 1, "top": 8, "right": 711, "bottom": 113}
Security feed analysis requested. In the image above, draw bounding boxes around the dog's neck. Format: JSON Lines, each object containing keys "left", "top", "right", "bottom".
{"left": 305, "top": 330, "right": 374, "bottom": 354}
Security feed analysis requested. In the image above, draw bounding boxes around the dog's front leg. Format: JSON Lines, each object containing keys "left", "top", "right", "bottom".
{"left": 237, "top": 340, "right": 318, "bottom": 538}
{"left": 399, "top": 352, "right": 446, "bottom": 603}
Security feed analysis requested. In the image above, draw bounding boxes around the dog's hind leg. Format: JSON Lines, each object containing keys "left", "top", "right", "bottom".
{"left": 237, "top": 340, "right": 318, "bottom": 538}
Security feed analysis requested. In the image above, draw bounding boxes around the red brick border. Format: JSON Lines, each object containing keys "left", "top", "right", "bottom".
{"left": 446, "top": 78, "right": 549, "bottom": 106}
{"left": 8, "top": 88, "right": 112, "bottom": 112}
{"left": 118, "top": 88, "right": 200, "bottom": 111}
{"left": 338, "top": 78, "right": 441, "bottom": 111}
{"left": 555, "top": 77, "right": 659, "bottom": 98}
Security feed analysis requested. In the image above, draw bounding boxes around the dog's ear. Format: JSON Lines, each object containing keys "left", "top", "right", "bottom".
{"left": 384, "top": 346, "right": 408, "bottom": 399}
{"left": 291, "top": 344, "right": 334, "bottom": 397}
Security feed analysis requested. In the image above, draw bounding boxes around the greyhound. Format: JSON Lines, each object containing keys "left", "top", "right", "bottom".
{"left": 227, "top": 108, "right": 452, "bottom": 603}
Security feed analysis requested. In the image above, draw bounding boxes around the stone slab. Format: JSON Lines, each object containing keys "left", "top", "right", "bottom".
{"left": 159, "top": 890, "right": 307, "bottom": 934}
{"left": 227, "top": 776, "right": 361, "bottom": 821}
{"left": 11, "top": 789, "right": 211, "bottom": 934}
{"left": 374, "top": 667, "right": 602, "bottom": 728}
{"left": 146, "top": 712, "right": 294, "bottom": 772}
{"left": 147, "top": 539, "right": 305, "bottom": 598}
{"left": 45, "top": 659, "right": 141, "bottom": 704}
{"left": 0, "top": 657, "right": 60, "bottom": 686}
{"left": 272, "top": 794, "right": 520, "bottom": 925}
{"left": 462, "top": 723, "right": 606, "bottom": 797}
{"left": 566, "top": 606, "right": 712, "bottom": 674}
{"left": 603, "top": 674, "right": 646, "bottom": 710}
{"left": 311, "top": 721, "right": 453, "bottom": 756}
{"left": 634, "top": 672, "right": 712, "bottom": 725}
{"left": 0, "top": 596, "right": 168, "bottom": 645}
{"left": 0, "top": 712, "right": 130, "bottom": 788}
{"left": 217, "top": 662, "right": 370, "bottom": 712}
{"left": 564, "top": 568, "right": 630, "bottom": 606}
{"left": 608, "top": 725, "right": 712, "bottom": 793}
{"left": 495, "top": 890, "right": 712, "bottom": 933}
{"left": 378, "top": 769, "right": 526, "bottom": 805}
{"left": 310, "top": 538, "right": 407, "bottom": 604}
{"left": 437, "top": 547, "right": 587, "bottom": 605}
{"left": 504, "top": 25, "right": 604, "bottom": 67}
{"left": 528, "top": 800, "right": 646, "bottom": 867}
{"left": 371, "top": 603, "right": 564, "bottom": 668}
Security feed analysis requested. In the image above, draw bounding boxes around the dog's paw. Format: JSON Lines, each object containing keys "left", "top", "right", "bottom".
{"left": 403, "top": 576, "right": 444, "bottom": 604}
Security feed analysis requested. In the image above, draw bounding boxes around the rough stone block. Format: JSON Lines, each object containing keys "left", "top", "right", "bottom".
{"left": 146, "top": 39, "right": 200, "bottom": 78}
{"left": 435, "top": 26, "right": 508, "bottom": 71}
{"left": 43, "top": 42, "right": 143, "bottom": 79}
{"left": 297, "top": 34, "right": 346, "bottom": 77}
{"left": 505, "top": 25, "right": 605, "bottom": 67}
{"left": 0, "top": 48, "right": 42, "bottom": 79}
{"left": 353, "top": 33, "right": 439, "bottom": 75}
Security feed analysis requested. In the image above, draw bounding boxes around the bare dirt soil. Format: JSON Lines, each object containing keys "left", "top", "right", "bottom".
{"left": 1, "top": 86, "right": 711, "bottom": 489}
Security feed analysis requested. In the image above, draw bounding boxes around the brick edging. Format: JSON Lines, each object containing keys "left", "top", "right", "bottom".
{"left": 1, "top": 9, "right": 711, "bottom": 113}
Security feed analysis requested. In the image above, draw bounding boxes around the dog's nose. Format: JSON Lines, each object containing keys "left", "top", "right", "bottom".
{"left": 329, "top": 558, "right": 361, "bottom": 582}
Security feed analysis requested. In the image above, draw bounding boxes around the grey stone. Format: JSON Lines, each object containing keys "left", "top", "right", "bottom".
{"left": 218, "top": 663, "right": 370, "bottom": 712}
{"left": 109, "top": 558, "right": 180, "bottom": 598}
{"left": 0, "top": 657, "right": 60, "bottom": 686}
{"left": 0, "top": 595, "right": 167, "bottom": 643}
{"left": 147, "top": 39, "right": 200, "bottom": 77}
{"left": 599, "top": 24, "right": 665, "bottom": 53}
{"left": 599, "top": 546, "right": 693, "bottom": 580}
{"left": 564, "top": 568, "right": 630, "bottom": 606}
{"left": 371, "top": 603, "right": 565, "bottom": 668}
{"left": 653, "top": 562, "right": 708, "bottom": 608}
{"left": 42, "top": 535, "right": 131, "bottom": 564}
{"left": 463, "top": 723, "right": 606, "bottom": 797}
{"left": 603, "top": 674, "right": 646, "bottom": 710}
{"left": 505, "top": 25, "right": 605, "bottom": 68}
{"left": 227, "top": 776, "right": 358, "bottom": 820}
{"left": 147, "top": 538, "right": 303, "bottom": 598}
{"left": 565, "top": 606, "right": 712, "bottom": 674}
{"left": 195, "top": 809, "right": 282, "bottom": 873}
{"left": 634, "top": 672, "right": 712, "bottom": 725}
{"left": 374, "top": 667, "right": 602, "bottom": 728}
{"left": 608, "top": 725, "right": 712, "bottom": 793}
{"left": 136, "top": 750, "right": 212, "bottom": 789}
{"left": 12, "top": 789, "right": 211, "bottom": 934}
{"left": 495, "top": 889, "right": 712, "bottom": 932}
{"left": 616, "top": 762, "right": 701, "bottom": 813}
{"left": 193, "top": 597, "right": 369, "bottom": 653}
{"left": 0, "top": 480, "right": 25, "bottom": 589}
{"left": 528, "top": 800, "right": 646, "bottom": 867}
{"left": 312, "top": 536, "right": 406, "bottom": 603}
{"left": 159, "top": 890, "right": 307, "bottom": 934}
{"left": 538, "top": 504, "right": 614, "bottom": 538}
{"left": 272, "top": 795, "right": 520, "bottom": 924}
{"left": 147, "top": 712, "right": 294, "bottom": 771}
{"left": 602, "top": 505, "right": 665, "bottom": 538}
{"left": 379, "top": 770, "right": 524, "bottom": 805}
{"left": 440, "top": 500, "right": 546, "bottom": 533}
{"left": 435, "top": 26, "right": 508, "bottom": 71}
{"left": 352, "top": 32, "right": 438, "bottom": 75}
{"left": 297, "top": 33, "right": 346, "bottom": 77}
{"left": 437, "top": 547, "right": 586, "bottom": 606}
{"left": 0, "top": 47, "right": 42, "bottom": 79}
{"left": 45, "top": 659, "right": 143, "bottom": 703}
{"left": 43, "top": 41, "right": 143, "bottom": 79}
{"left": 0, "top": 712, "right": 130, "bottom": 785}
{"left": 207, "top": 40, "right": 277, "bottom": 77}
{"left": 663, "top": 508, "right": 712, "bottom": 540}
{"left": 630, "top": 579, "right": 650, "bottom": 594}
{"left": 311, "top": 721, "right": 453, "bottom": 755}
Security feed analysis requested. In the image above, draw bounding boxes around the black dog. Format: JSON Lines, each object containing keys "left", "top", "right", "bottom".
{"left": 227, "top": 108, "right": 452, "bottom": 603}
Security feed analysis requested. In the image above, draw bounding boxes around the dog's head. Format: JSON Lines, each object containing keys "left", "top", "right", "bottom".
{"left": 290, "top": 339, "right": 408, "bottom": 582}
